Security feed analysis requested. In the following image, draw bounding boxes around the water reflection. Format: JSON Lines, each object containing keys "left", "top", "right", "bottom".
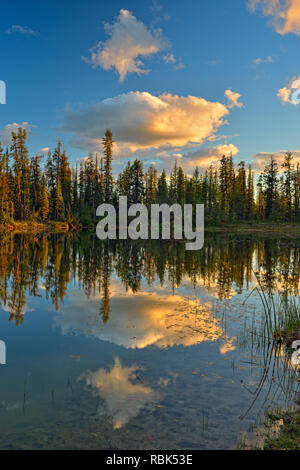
{"left": 0, "top": 233, "right": 299, "bottom": 325}
{"left": 0, "top": 232, "right": 299, "bottom": 449}
{"left": 55, "top": 286, "right": 229, "bottom": 349}
{"left": 79, "top": 357, "right": 162, "bottom": 429}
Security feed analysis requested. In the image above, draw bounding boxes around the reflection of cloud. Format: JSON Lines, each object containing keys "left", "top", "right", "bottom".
{"left": 55, "top": 284, "right": 225, "bottom": 349}
{"left": 79, "top": 357, "right": 160, "bottom": 429}
{"left": 83, "top": 9, "right": 167, "bottom": 81}
{"left": 219, "top": 337, "right": 236, "bottom": 355}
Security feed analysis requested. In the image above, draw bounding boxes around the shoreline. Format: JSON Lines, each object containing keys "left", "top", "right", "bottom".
{"left": 1, "top": 221, "right": 300, "bottom": 236}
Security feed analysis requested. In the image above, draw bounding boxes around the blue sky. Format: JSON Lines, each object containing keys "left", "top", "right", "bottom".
{"left": 1, "top": 0, "right": 300, "bottom": 173}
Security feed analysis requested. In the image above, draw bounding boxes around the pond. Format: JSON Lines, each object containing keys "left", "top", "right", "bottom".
{"left": 0, "top": 232, "right": 299, "bottom": 449}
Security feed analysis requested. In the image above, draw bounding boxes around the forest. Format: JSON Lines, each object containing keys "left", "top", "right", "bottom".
{"left": 0, "top": 127, "right": 300, "bottom": 227}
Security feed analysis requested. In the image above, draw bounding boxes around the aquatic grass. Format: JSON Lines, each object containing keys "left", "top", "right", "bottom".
{"left": 243, "top": 272, "right": 300, "bottom": 346}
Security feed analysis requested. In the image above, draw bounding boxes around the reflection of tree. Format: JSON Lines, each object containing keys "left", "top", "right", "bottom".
{"left": 0, "top": 233, "right": 299, "bottom": 325}
{"left": 100, "top": 244, "right": 111, "bottom": 324}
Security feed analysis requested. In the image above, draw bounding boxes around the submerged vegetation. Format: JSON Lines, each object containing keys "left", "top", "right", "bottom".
{"left": 250, "top": 277, "right": 300, "bottom": 346}
{"left": 240, "top": 282, "right": 300, "bottom": 450}
{"left": 1, "top": 128, "right": 300, "bottom": 229}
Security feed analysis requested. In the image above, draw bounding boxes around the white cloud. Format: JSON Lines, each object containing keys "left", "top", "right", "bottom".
{"left": 253, "top": 55, "right": 273, "bottom": 65}
{"left": 224, "top": 89, "right": 243, "bottom": 109}
{"left": 163, "top": 53, "right": 175, "bottom": 64}
{"left": 206, "top": 59, "right": 224, "bottom": 66}
{"left": 83, "top": 9, "right": 167, "bottom": 81}
{"left": 248, "top": 0, "right": 300, "bottom": 35}
{"left": 60, "top": 90, "right": 241, "bottom": 161}
{"left": 0, "top": 122, "right": 36, "bottom": 146}
{"left": 151, "top": 143, "right": 239, "bottom": 175}
{"left": 277, "top": 75, "right": 300, "bottom": 105}
{"left": 163, "top": 53, "right": 184, "bottom": 70}
{"left": 7, "top": 25, "right": 39, "bottom": 36}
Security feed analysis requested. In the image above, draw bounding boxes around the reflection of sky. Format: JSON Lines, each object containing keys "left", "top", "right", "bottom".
{"left": 54, "top": 278, "right": 236, "bottom": 351}
{"left": 79, "top": 357, "right": 162, "bottom": 429}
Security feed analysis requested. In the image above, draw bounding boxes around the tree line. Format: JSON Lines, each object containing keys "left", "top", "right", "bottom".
{"left": 0, "top": 127, "right": 300, "bottom": 226}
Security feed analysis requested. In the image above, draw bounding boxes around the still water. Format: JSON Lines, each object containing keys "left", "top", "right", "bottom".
{"left": 0, "top": 232, "right": 299, "bottom": 449}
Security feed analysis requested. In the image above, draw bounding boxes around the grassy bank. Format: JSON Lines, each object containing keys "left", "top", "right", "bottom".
{"left": 205, "top": 222, "right": 300, "bottom": 237}
{"left": 263, "top": 401, "right": 300, "bottom": 450}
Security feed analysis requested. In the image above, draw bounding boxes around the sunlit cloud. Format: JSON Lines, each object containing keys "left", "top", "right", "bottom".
{"left": 251, "top": 150, "right": 300, "bottom": 172}
{"left": 38, "top": 147, "right": 50, "bottom": 154}
{"left": 149, "top": 143, "right": 239, "bottom": 175}
{"left": 224, "top": 89, "right": 243, "bottom": 109}
{"left": 248, "top": 0, "right": 300, "bottom": 35}
{"left": 277, "top": 75, "right": 300, "bottom": 105}
{"left": 0, "top": 122, "right": 36, "bottom": 146}
{"left": 83, "top": 9, "right": 168, "bottom": 81}
{"left": 60, "top": 90, "right": 241, "bottom": 162}
{"left": 79, "top": 357, "right": 161, "bottom": 429}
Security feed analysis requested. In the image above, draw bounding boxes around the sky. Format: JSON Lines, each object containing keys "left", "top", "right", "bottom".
{"left": 1, "top": 0, "right": 300, "bottom": 174}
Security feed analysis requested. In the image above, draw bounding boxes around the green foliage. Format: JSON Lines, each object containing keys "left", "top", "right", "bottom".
{"left": 0, "top": 129, "right": 300, "bottom": 226}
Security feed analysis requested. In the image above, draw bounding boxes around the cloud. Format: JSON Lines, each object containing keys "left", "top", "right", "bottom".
{"left": 251, "top": 150, "right": 300, "bottom": 172}
{"left": 83, "top": 9, "right": 168, "bottom": 81}
{"left": 253, "top": 55, "right": 273, "bottom": 65}
{"left": 7, "top": 25, "right": 39, "bottom": 36}
{"left": 206, "top": 59, "right": 224, "bottom": 66}
{"left": 248, "top": 0, "right": 300, "bottom": 35}
{"left": 163, "top": 53, "right": 175, "bottom": 64}
{"left": 224, "top": 89, "right": 243, "bottom": 109}
{"left": 60, "top": 90, "right": 241, "bottom": 160}
{"left": 163, "top": 53, "right": 184, "bottom": 70}
{"left": 277, "top": 75, "right": 300, "bottom": 105}
{"left": 0, "top": 122, "right": 36, "bottom": 146}
{"left": 150, "top": 143, "right": 239, "bottom": 175}
{"left": 79, "top": 357, "right": 161, "bottom": 429}
{"left": 38, "top": 147, "right": 50, "bottom": 154}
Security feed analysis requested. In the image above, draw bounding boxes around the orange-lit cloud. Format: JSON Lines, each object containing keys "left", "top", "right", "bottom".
{"left": 60, "top": 90, "right": 241, "bottom": 161}
{"left": 83, "top": 9, "right": 168, "bottom": 81}
{"left": 248, "top": 0, "right": 300, "bottom": 35}
{"left": 148, "top": 143, "right": 239, "bottom": 176}
{"left": 277, "top": 75, "right": 300, "bottom": 105}
{"left": 224, "top": 89, "right": 243, "bottom": 109}
{"left": 251, "top": 150, "right": 300, "bottom": 172}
